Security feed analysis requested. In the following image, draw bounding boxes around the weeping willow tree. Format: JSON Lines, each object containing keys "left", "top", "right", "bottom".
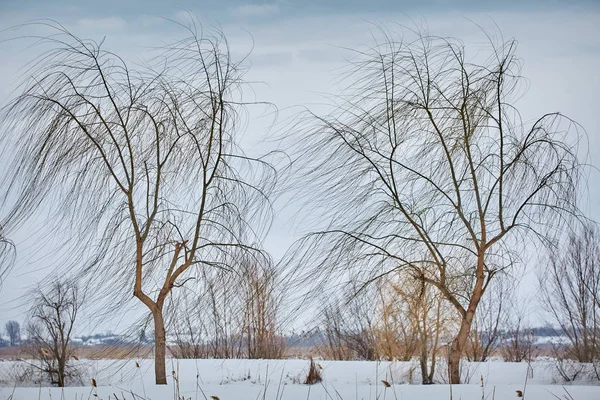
{"left": 0, "top": 21, "right": 276, "bottom": 384}
{"left": 283, "top": 28, "right": 584, "bottom": 383}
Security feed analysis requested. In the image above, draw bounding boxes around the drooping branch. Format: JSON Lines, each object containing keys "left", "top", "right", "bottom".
{"left": 0, "top": 19, "right": 278, "bottom": 384}
{"left": 280, "top": 26, "right": 584, "bottom": 383}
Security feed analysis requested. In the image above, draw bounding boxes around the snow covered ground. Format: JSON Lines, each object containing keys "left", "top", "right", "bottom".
{"left": 1, "top": 358, "right": 599, "bottom": 399}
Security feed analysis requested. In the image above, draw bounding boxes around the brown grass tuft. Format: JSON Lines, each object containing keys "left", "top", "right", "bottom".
{"left": 304, "top": 357, "right": 323, "bottom": 385}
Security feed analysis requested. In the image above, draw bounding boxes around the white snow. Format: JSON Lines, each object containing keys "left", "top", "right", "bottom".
{"left": 1, "top": 358, "right": 599, "bottom": 399}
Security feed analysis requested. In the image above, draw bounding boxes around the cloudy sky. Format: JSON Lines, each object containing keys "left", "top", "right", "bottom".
{"left": 0, "top": 0, "right": 598, "bottom": 329}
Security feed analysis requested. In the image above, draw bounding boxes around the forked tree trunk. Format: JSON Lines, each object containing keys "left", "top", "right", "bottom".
{"left": 448, "top": 322, "right": 469, "bottom": 384}
{"left": 448, "top": 310, "right": 483, "bottom": 383}
{"left": 447, "top": 253, "right": 486, "bottom": 384}
{"left": 134, "top": 241, "right": 173, "bottom": 385}
{"left": 152, "top": 308, "right": 167, "bottom": 385}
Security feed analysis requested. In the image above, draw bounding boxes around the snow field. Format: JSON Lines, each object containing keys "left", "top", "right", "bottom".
{"left": 1, "top": 358, "right": 599, "bottom": 399}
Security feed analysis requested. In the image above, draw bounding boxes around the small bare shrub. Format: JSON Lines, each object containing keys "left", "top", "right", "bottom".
{"left": 555, "top": 358, "right": 585, "bottom": 382}
{"left": 501, "top": 299, "right": 538, "bottom": 364}
{"left": 539, "top": 222, "right": 600, "bottom": 368}
{"left": 320, "top": 287, "right": 378, "bottom": 361}
{"left": 25, "top": 280, "right": 83, "bottom": 387}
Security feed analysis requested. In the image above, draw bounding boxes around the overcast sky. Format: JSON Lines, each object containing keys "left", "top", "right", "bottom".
{"left": 0, "top": 0, "right": 598, "bottom": 331}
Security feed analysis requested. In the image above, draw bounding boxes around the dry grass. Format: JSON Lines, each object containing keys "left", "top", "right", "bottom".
{"left": 304, "top": 357, "right": 323, "bottom": 385}
{"left": 0, "top": 345, "right": 155, "bottom": 361}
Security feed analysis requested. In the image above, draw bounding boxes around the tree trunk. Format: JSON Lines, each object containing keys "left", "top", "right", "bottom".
{"left": 58, "top": 356, "right": 65, "bottom": 387}
{"left": 448, "top": 336, "right": 462, "bottom": 384}
{"left": 153, "top": 309, "right": 167, "bottom": 385}
{"left": 448, "top": 302, "right": 479, "bottom": 383}
{"left": 447, "top": 252, "right": 487, "bottom": 384}
{"left": 420, "top": 347, "right": 433, "bottom": 384}
{"left": 134, "top": 239, "right": 171, "bottom": 385}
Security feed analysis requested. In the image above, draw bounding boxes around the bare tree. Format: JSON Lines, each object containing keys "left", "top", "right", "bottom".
{"left": 283, "top": 28, "right": 583, "bottom": 383}
{"left": 5, "top": 320, "right": 21, "bottom": 347}
{"left": 539, "top": 222, "right": 600, "bottom": 364}
{"left": 0, "top": 21, "right": 276, "bottom": 384}
{"left": 319, "top": 272, "right": 451, "bottom": 384}
{"left": 240, "top": 258, "right": 285, "bottom": 359}
{"left": 170, "top": 306, "right": 210, "bottom": 359}
{"left": 376, "top": 282, "right": 420, "bottom": 362}
{"left": 500, "top": 299, "right": 537, "bottom": 363}
{"left": 388, "top": 271, "right": 452, "bottom": 384}
{"left": 169, "top": 252, "right": 284, "bottom": 359}
{"left": 203, "top": 262, "right": 246, "bottom": 359}
{"left": 26, "top": 280, "right": 81, "bottom": 387}
{"left": 320, "top": 301, "right": 353, "bottom": 360}
{"left": 320, "top": 286, "right": 379, "bottom": 361}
